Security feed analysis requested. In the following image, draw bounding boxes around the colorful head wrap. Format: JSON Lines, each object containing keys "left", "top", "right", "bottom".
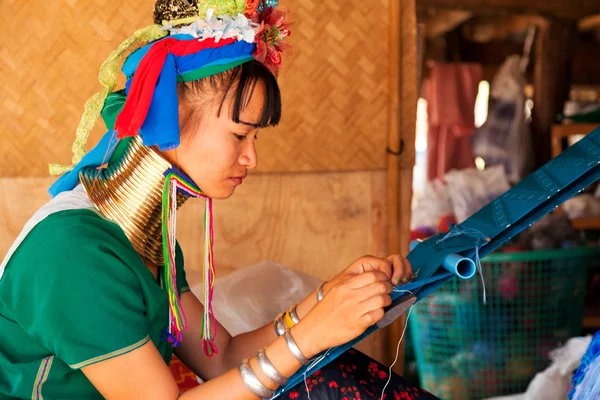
{"left": 47, "top": 0, "right": 291, "bottom": 356}
{"left": 49, "top": 0, "right": 290, "bottom": 195}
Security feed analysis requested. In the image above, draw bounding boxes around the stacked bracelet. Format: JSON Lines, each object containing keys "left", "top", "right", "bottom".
{"left": 317, "top": 281, "right": 326, "bottom": 302}
{"left": 257, "top": 348, "right": 288, "bottom": 386}
{"left": 239, "top": 359, "right": 275, "bottom": 399}
{"left": 273, "top": 313, "right": 286, "bottom": 337}
{"left": 284, "top": 329, "right": 309, "bottom": 365}
{"left": 288, "top": 305, "right": 300, "bottom": 324}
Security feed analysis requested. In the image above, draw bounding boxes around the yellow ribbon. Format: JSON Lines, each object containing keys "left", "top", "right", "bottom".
{"left": 284, "top": 311, "right": 296, "bottom": 329}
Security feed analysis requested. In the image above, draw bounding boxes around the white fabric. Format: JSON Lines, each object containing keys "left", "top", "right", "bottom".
{"left": 0, "top": 185, "right": 93, "bottom": 279}
{"left": 483, "top": 336, "right": 592, "bottom": 400}
{"left": 192, "top": 260, "right": 321, "bottom": 336}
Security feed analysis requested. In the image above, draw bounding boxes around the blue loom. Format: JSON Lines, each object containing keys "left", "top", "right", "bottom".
{"left": 274, "top": 126, "right": 600, "bottom": 398}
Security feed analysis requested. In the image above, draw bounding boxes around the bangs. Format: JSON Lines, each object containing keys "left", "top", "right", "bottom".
{"left": 217, "top": 60, "right": 282, "bottom": 128}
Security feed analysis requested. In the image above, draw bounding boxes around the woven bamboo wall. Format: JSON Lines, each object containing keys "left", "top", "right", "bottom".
{"left": 0, "top": 0, "right": 410, "bottom": 366}
{"left": 0, "top": 0, "right": 389, "bottom": 177}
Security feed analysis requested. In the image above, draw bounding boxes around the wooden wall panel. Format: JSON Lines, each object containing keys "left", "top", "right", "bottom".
{"left": 0, "top": 173, "right": 386, "bottom": 276}
{"left": 0, "top": 171, "right": 388, "bottom": 362}
{"left": 1, "top": 0, "right": 389, "bottom": 177}
{"left": 0, "top": 178, "right": 55, "bottom": 258}
{"left": 0, "top": 0, "right": 154, "bottom": 178}
{"left": 179, "top": 171, "right": 388, "bottom": 279}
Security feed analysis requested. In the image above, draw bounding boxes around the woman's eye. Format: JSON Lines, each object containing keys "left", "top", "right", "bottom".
{"left": 234, "top": 134, "right": 246, "bottom": 141}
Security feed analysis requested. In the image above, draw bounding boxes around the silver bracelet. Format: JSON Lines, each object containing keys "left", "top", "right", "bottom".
{"left": 317, "top": 281, "right": 326, "bottom": 302}
{"left": 239, "top": 358, "right": 275, "bottom": 399}
{"left": 288, "top": 305, "right": 300, "bottom": 324}
{"left": 284, "top": 329, "right": 309, "bottom": 365}
{"left": 273, "top": 313, "right": 286, "bottom": 337}
{"left": 257, "top": 348, "right": 288, "bottom": 386}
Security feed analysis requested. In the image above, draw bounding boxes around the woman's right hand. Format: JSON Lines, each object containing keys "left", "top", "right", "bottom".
{"left": 293, "top": 258, "right": 393, "bottom": 357}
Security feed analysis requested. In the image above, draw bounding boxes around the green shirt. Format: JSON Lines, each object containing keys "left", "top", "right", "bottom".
{"left": 0, "top": 209, "right": 189, "bottom": 399}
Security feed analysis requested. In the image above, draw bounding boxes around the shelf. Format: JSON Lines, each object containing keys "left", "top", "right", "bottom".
{"left": 583, "top": 308, "right": 600, "bottom": 330}
{"left": 571, "top": 217, "right": 600, "bottom": 230}
{"left": 551, "top": 123, "right": 600, "bottom": 157}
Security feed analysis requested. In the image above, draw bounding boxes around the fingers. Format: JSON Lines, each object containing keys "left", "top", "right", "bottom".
{"left": 387, "top": 254, "right": 414, "bottom": 285}
{"left": 345, "top": 270, "right": 390, "bottom": 290}
{"left": 355, "top": 280, "right": 393, "bottom": 300}
{"left": 355, "top": 256, "right": 393, "bottom": 280}
{"left": 358, "top": 308, "right": 386, "bottom": 327}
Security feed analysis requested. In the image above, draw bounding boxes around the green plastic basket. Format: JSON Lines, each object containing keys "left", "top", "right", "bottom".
{"left": 408, "top": 247, "right": 599, "bottom": 400}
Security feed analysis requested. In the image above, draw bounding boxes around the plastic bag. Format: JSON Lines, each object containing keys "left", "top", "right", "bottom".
{"left": 483, "top": 336, "right": 592, "bottom": 400}
{"left": 562, "top": 194, "right": 600, "bottom": 219}
{"left": 411, "top": 179, "right": 454, "bottom": 230}
{"left": 191, "top": 260, "right": 321, "bottom": 336}
{"left": 444, "top": 165, "right": 511, "bottom": 222}
{"left": 472, "top": 55, "right": 533, "bottom": 183}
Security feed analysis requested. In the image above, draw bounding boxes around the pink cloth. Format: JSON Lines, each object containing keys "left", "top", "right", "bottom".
{"left": 424, "top": 62, "right": 482, "bottom": 182}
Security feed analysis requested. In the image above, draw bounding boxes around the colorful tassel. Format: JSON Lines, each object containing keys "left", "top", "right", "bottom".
{"left": 162, "top": 168, "right": 218, "bottom": 356}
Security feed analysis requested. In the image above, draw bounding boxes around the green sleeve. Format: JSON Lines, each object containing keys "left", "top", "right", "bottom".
{"left": 1, "top": 210, "right": 151, "bottom": 369}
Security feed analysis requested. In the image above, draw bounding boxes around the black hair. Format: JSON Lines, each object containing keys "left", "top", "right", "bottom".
{"left": 177, "top": 59, "right": 282, "bottom": 134}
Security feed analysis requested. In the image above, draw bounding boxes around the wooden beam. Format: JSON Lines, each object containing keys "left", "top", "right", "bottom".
{"left": 531, "top": 18, "right": 576, "bottom": 168}
{"left": 424, "top": 10, "right": 473, "bottom": 38}
{"left": 579, "top": 14, "right": 600, "bottom": 31}
{"left": 420, "top": 0, "right": 600, "bottom": 20}
{"left": 456, "top": 38, "right": 600, "bottom": 86}
{"left": 462, "top": 15, "right": 544, "bottom": 42}
{"left": 387, "top": 0, "right": 417, "bottom": 375}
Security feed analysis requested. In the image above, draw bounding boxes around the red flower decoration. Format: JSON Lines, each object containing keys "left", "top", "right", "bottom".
{"left": 378, "top": 370, "right": 388, "bottom": 379}
{"left": 251, "top": 6, "right": 292, "bottom": 77}
{"left": 329, "top": 381, "right": 339, "bottom": 388}
{"left": 289, "top": 392, "right": 299, "bottom": 399}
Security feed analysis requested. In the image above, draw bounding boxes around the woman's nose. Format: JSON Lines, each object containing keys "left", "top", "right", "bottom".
{"left": 239, "top": 142, "right": 258, "bottom": 169}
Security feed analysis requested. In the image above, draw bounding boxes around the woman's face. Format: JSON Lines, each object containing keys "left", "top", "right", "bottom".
{"left": 160, "top": 81, "right": 265, "bottom": 199}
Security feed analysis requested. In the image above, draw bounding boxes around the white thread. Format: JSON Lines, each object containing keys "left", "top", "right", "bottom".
{"left": 474, "top": 242, "right": 487, "bottom": 305}
{"left": 293, "top": 289, "right": 414, "bottom": 400}
{"left": 302, "top": 348, "right": 332, "bottom": 400}
{"left": 380, "top": 307, "right": 413, "bottom": 400}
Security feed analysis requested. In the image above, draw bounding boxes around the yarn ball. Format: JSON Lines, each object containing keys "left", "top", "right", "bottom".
{"left": 438, "top": 214, "right": 457, "bottom": 234}
{"left": 471, "top": 368, "right": 502, "bottom": 397}
{"left": 506, "top": 357, "right": 536, "bottom": 382}
{"left": 410, "top": 226, "right": 436, "bottom": 242}
{"left": 486, "top": 312, "right": 513, "bottom": 338}
{"left": 472, "top": 341, "right": 503, "bottom": 366}
{"left": 427, "top": 293, "right": 459, "bottom": 318}
{"left": 438, "top": 376, "right": 470, "bottom": 400}
{"left": 520, "top": 312, "right": 539, "bottom": 332}
{"left": 497, "top": 270, "right": 520, "bottom": 301}
{"left": 420, "top": 373, "right": 438, "bottom": 394}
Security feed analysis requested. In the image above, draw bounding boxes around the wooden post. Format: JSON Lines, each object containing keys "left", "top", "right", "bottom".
{"left": 387, "top": 0, "right": 417, "bottom": 374}
{"left": 531, "top": 17, "right": 576, "bottom": 167}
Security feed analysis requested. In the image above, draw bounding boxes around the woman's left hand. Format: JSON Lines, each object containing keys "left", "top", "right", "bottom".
{"left": 295, "top": 254, "right": 414, "bottom": 321}
{"left": 329, "top": 254, "right": 414, "bottom": 289}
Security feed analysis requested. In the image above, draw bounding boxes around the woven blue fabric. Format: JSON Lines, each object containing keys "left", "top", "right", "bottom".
{"left": 48, "top": 130, "right": 119, "bottom": 197}
{"left": 275, "top": 127, "right": 600, "bottom": 397}
{"left": 569, "top": 330, "right": 600, "bottom": 399}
